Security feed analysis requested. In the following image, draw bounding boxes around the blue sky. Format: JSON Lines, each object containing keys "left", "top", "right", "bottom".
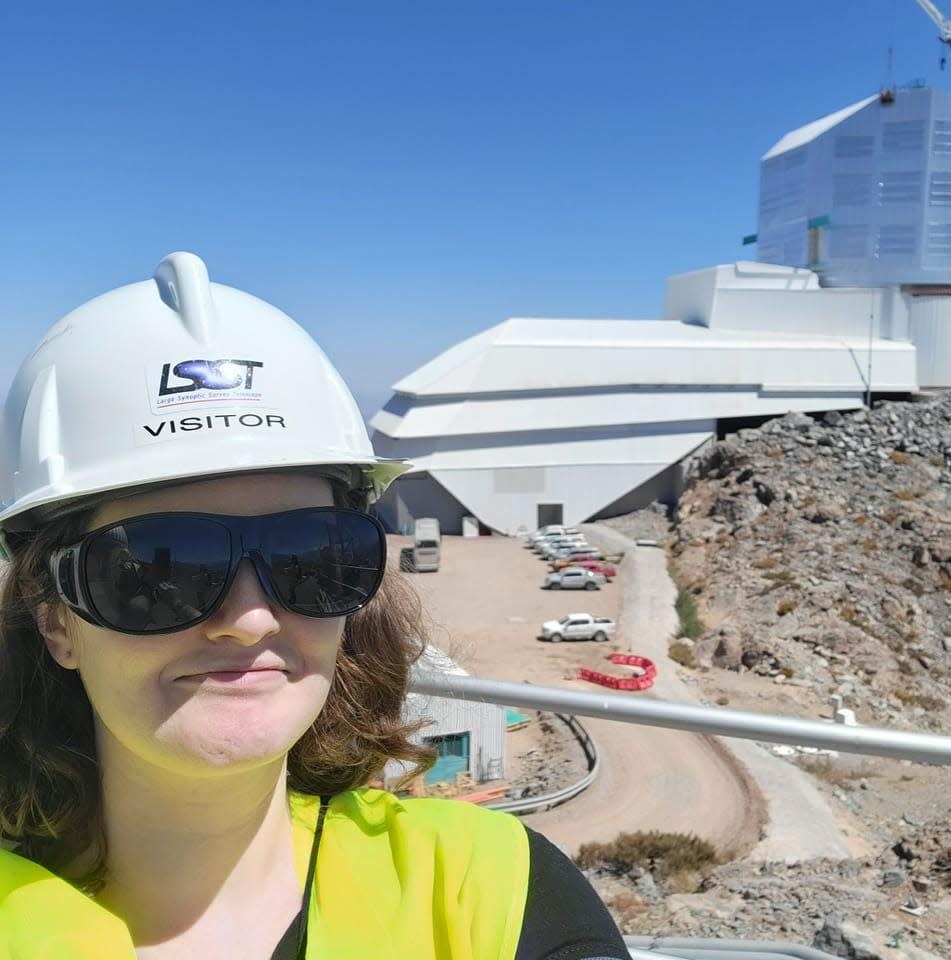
{"left": 1, "top": 0, "right": 946, "bottom": 417}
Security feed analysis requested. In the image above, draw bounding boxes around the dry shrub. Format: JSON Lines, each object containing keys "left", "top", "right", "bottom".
{"left": 716, "top": 695, "right": 730, "bottom": 706}
{"left": 890, "top": 450, "right": 910, "bottom": 465}
{"left": 796, "top": 755, "right": 872, "bottom": 788}
{"left": 777, "top": 598, "right": 797, "bottom": 616}
{"left": 853, "top": 514, "right": 868, "bottom": 526}
{"left": 666, "top": 869, "right": 703, "bottom": 894}
{"left": 575, "top": 831, "right": 719, "bottom": 878}
{"left": 930, "top": 455, "right": 944, "bottom": 467}
{"left": 892, "top": 688, "right": 945, "bottom": 712}
{"left": 861, "top": 538, "right": 877, "bottom": 556}
{"left": 668, "top": 641, "right": 696, "bottom": 669}
{"left": 752, "top": 556, "right": 779, "bottom": 569}
{"left": 607, "top": 890, "right": 648, "bottom": 926}
{"left": 895, "top": 489, "right": 915, "bottom": 501}
{"left": 767, "top": 448, "right": 785, "bottom": 458}
{"left": 762, "top": 569, "right": 795, "bottom": 583}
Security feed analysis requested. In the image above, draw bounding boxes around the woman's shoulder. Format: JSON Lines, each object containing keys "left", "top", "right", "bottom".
{"left": 0, "top": 844, "right": 51, "bottom": 890}
{"left": 0, "top": 847, "right": 135, "bottom": 956}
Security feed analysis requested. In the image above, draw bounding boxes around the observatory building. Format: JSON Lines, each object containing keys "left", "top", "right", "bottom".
{"left": 371, "top": 87, "right": 950, "bottom": 536}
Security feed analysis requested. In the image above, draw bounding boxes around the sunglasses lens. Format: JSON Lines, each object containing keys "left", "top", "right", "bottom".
{"left": 85, "top": 517, "right": 231, "bottom": 633}
{"left": 263, "top": 510, "right": 384, "bottom": 616}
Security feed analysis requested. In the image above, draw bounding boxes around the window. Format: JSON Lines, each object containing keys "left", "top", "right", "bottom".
{"left": 835, "top": 135, "right": 874, "bottom": 159}
{"left": 926, "top": 222, "right": 951, "bottom": 254}
{"left": 934, "top": 119, "right": 951, "bottom": 155}
{"left": 830, "top": 224, "right": 868, "bottom": 259}
{"left": 929, "top": 172, "right": 951, "bottom": 205}
{"left": 880, "top": 171, "right": 923, "bottom": 204}
{"left": 833, "top": 174, "right": 871, "bottom": 207}
{"left": 877, "top": 224, "right": 917, "bottom": 256}
{"left": 883, "top": 121, "right": 924, "bottom": 152}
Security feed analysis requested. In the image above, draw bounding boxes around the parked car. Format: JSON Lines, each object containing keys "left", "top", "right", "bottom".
{"left": 527, "top": 525, "right": 567, "bottom": 547}
{"left": 412, "top": 517, "right": 441, "bottom": 572}
{"left": 543, "top": 566, "right": 605, "bottom": 590}
{"left": 537, "top": 538, "right": 587, "bottom": 558}
{"left": 557, "top": 547, "right": 604, "bottom": 563}
{"left": 538, "top": 613, "right": 616, "bottom": 642}
{"left": 534, "top": 532, "right": 585, "bottom": 549}
{"left": 550, "top": 558, "right": 617, "bottom": 579}
{"left": 529, "top": 526, "right": 581, "bottom": 548}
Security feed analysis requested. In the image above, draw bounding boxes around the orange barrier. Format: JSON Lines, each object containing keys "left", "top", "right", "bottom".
{"left": 609, "top": 653, "right": 657, "bottom": 682}
{"left": 454, "top": 785, "right": 510, "bottom": 805}
{"left": 578, "top": 654, "right": 657, "bottom": 692}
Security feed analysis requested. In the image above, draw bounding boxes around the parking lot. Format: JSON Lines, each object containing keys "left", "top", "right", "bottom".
{"left": 388, "top": 532, "right": 624, "bottom": 688}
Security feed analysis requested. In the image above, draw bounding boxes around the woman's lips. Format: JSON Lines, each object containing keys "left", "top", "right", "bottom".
{"left": 178, "top": 668, "right": 287, "bottom": 687}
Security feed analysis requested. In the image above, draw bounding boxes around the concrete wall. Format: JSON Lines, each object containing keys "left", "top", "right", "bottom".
{"left": 908, "top": 295, "right": 951, "bottom": 387}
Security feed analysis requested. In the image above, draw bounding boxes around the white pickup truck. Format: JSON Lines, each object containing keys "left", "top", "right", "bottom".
{"left": 538, "top": 613, "right": 616, "bottom": 643}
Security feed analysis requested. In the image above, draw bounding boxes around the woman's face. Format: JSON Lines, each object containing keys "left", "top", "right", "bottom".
{"left": 45, "top": 472, "right": 346, "bottom": 777}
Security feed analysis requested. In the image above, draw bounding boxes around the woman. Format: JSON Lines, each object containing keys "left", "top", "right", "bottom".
{"left": 0, "top": 253, "right": 629, "bottom": 959}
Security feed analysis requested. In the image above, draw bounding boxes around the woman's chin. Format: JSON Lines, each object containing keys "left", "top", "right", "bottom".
{"left": 155, "top": 704, "right": 315, "bottom": 773}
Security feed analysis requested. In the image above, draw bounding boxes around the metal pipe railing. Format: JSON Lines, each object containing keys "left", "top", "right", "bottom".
{"left": 410, "top": 673, "right": 951, "bottom": 765}
{"left": 625, "top": 936, "right": 845, "bottom": 960}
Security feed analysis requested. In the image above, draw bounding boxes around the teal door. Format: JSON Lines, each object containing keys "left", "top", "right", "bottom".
{"left": 424, "top": 732, "right": 471, "bottom": 785}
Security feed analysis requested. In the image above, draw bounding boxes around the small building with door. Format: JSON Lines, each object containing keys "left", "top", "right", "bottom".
{"left": 384, "top": 646, "right": 507, "bottom": 790}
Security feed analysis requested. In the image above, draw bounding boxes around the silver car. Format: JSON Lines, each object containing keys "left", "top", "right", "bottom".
{"left": 543, "top": 566, "right": 605, "bottom": 590}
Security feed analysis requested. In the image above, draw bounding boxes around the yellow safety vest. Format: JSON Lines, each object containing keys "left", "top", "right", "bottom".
{"left": 0, "top": 789, "right": 530, "bottom": 960}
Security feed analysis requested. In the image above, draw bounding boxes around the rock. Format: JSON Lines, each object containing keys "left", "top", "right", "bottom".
{"left": 807, "top": 503, "right": 845, "bottom": 523}
{"left": 880, "top": 867, "right": 905, "bottom": 887}
{"left": 712, "top": 632, "right": 744, "bottom": 670}
{"left": 635, "top": 873, "right": 658, "bottom": 900}
{"left": 812, "top": 916, "right": 880, "bottom": 959}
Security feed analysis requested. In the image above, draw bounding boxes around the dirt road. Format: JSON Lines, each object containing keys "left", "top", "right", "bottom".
{"left": 398, "top": 531, "right": 765, "bottom": 856}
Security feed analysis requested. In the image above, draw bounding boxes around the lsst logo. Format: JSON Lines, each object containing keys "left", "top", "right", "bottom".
{"left": 155, "top": 359, "right": 264, "bottom": 408}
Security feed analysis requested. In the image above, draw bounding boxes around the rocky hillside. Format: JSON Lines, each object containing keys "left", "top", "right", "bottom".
{"left": 670, "top": 392, "right": 950, "bottom": 732}
{"left": 592, "top": 393, "right": 951, "bottom": 958}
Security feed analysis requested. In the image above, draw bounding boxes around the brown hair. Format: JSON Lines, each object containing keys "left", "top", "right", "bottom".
{"left": 0, "top": 507, "right": 434, "bottom": 890}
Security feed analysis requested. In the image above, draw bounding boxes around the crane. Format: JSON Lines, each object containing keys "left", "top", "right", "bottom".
{"left": 915, "top": 0, "right": 951, "bottom": 67}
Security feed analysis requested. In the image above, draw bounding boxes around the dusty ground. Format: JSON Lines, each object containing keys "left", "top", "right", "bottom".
{"left": 393, "top": 531, "right": 765, "bottom": 858}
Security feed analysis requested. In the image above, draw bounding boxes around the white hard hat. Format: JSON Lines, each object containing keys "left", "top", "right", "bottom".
{"left": 0, "top": 252, "right": 409, "bottom": 536}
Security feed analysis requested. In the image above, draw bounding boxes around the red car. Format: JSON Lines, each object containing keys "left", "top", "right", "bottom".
{"left": 549, "top": 558, "right": 616, "bottom": 579}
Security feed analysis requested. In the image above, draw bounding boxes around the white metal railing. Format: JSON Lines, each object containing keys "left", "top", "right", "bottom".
{"left": 625, "top": 937, "right": 845, "bottom": 959}
{"left": 410, "top": 673, "right": 951, "bottom": 765}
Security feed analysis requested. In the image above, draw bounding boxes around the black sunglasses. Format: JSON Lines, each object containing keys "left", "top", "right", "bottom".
{"left": 50, "top": 507, "right": 387, "bottom": 636}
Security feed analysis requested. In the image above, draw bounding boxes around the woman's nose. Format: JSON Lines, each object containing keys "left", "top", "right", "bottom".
{"left": 203, "top": 558, "right": 280, "bottom": 646}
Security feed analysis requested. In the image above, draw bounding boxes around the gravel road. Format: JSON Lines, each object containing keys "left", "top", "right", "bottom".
{"left": 579, "top": 523, "right": 856, "bottom": 860}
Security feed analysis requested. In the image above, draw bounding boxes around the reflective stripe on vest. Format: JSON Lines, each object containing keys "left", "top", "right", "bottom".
{"left": 0, "top": 789, "right": 531, "bottom": 960}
